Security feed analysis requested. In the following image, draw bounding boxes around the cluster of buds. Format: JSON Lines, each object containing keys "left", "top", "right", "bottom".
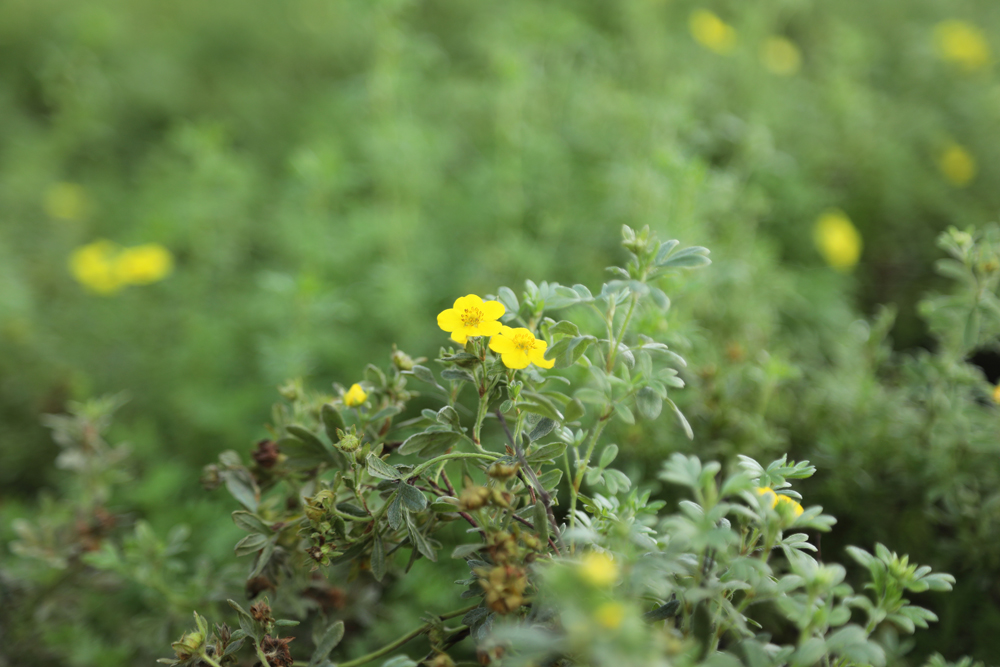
{"left": 486, "top": 460, "right": 519, "bottom": 482}
{"left": 477, "top": 564, "right": 528, "bottom": 614}
{"left": 458, "top": 485, "right": 513, "bottom": 512}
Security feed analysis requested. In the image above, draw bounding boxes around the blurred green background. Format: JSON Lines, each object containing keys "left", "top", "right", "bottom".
{"left": 2, "top": 0, "right": 999, "bottom": 664}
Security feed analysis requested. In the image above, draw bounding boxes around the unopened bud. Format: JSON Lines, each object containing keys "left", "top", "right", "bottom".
{"left": 487, "top": 461, "right": 520, "bottom": 481}
{"left": 200, "top": 464, "right": 221, "bottom": 490}
{"left": 252, "top": 439, "right": 281, "bottom": 468}
{"left": 459, "top": 486, "right": 491, "bottom": 511}
{"left": 172, "top": 631, "right": 205, "bottom": 660}
{"left": 335, "top": 427, "right": 361, "bottom": 453}
{"left": 391, "top": 345, "right": 416, "bottom": 371}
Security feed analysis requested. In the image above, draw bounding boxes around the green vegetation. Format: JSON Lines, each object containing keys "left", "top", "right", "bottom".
{"left": 2, "top": 1, "right": 999, "bottom": 665}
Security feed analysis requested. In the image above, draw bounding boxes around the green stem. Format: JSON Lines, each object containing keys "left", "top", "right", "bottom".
{"left": 199, "top": 652, "right": 224, "bottom": 667}
{"left": 411, "top": 452, "right": 498, "bottom": 479}
{"left": 330, "top": 603, "right": 481, "bottom": 667}
{"left": 567, "top": 408, "right": 612, "bottom": 546}
{"left": 606, "top": 294, "right": 638, "bottom": 372}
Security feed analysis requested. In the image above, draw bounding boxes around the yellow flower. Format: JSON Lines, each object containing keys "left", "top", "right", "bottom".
{"left": 69, "top": 240, "right": 125, "bottom": 295}
{"left": 689, "top": 10, "right": 736, "bottom": 55}
{"left": 756, "top": 486, "right": 803, "bottom": 517}
{"left": 779, "top": 494, "right": 805, "bottom": 517}
{"left": 343, "top": 383, "right": 368, "bottom": 407}
{"left": 437, "top": 294, "right": 505, "bottom": 345}
{"left": 938, "top": 143, "right": 977, "bottom": 187}
{"left": 578, "top": 551, "right": 618, "bottom": 587}
{"left": 116, "top": 244, "right": 174, "bottom": 284}
{"left": 593, "top": 602, "right": 626, "bottom": 630}
{"left": 44, "top": 182, "right": 89, "bottom": 221}
{"left": 814, "top": 210, "right": 862, "bottom": 272}
{"left": 489, "top": 326, "right": 555, "bottom": 370}
{"left": 934, "top": 20, "right": 991, "bottom": 72}
{"left": 992, "top": 384, "right": 1000, "bottom": 404}
{"left": 760, "top": 36, "right": 801, "bottom": 76}
{"left": 756, "top": 486, "right": 779, "bottom": 509}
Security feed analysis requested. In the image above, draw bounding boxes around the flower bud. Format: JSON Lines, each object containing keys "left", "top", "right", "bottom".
{"left": 335, "top": 427, "right": 361, "bottom": 453}
{"left": 250, "top": 600, "right": 273, "bottom": 624}
{"left": 391, "top": 345, "right": 416, "bottom": 371}
{"left": 487, "top": 461, "right": 520, "bottom": 482}
{"left": 459, "top": 485, "right": 491, "bottom": 511}
{"left": 200, "top": 464, "right": 221, "bottom": 490}
{"left": 172, "top": 631, "right": 205, "bottom": 660}
{"left": 252, "top": 439, "right": 281, "bottom": 468}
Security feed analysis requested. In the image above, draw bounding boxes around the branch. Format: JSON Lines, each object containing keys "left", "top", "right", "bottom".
{"left": 495, "top": 410, "right": 564, "bottom": 554}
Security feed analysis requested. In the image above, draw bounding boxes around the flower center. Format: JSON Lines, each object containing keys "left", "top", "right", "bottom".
{"left": 461, "top": 307, "right": 484, "bottom": 327}
{"left": 512, "top": 332, "right": 536, "bottom": 351}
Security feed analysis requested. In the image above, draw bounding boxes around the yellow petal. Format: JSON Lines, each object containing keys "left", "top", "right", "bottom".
{"left": 475, "top": 320, "right": 503, "bottom": 337}
{"left": 453, "top": 294, "right": 484, "bottom": 311}
{"left": 489, "top": 333, "right": 516, "bottom": 354}
{"left": 501, "top": 350, "right": 530, "bottom": 369}
{"left": 529, "top": 348, "right": 555, "bottom": 369}
{"left": 481, "top": 299, "right": 505, "bottom": 320}
{"left": 498, "top": 325, "right": 515, "bottom": 336}
{"left": 451, "top": 332, "right": 468, "bottom": 345}
{"left": 437, "top": 308, "right": 462, "bottom": 332}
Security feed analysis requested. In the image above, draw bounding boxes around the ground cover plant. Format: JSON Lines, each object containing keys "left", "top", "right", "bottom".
{"left": 6, "top": 229, "right": 987, "bottom": 667}
{"left": 4, "top": 0, "right": 1000, "bottom": 664}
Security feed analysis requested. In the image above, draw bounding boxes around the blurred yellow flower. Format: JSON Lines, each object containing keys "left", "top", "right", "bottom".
{"left": 755, "top": 486, "right": 779, "bottom": 509}
{"left": 689, "top": 10, "right": 736, "bottom": 55}
{"left": 343, "top": 383, "right": 368, "bottom": 407}
{"left": 934, "top": 20, "right": 991, "bottom": 71}
{"left": 69, "top": 240, "right": 125, "bottom": 295}
{"left": 814, "top": 210, "right": 862, "bottom": 272}
{"left": 116, "top": 244, "right": 174, "bottom": 284}
{"left": 593, "top": 602, "right": 626, "bottom": 630}
{"left": 489, "top": 326, "right": 555, "bottom": 370}
{"left": 992, "top": 384, "right": 1000, "bottom": 404}
{"left": 437, "top": 294, "right": 505, "bottom": 345}
{"left": 760, "top": 36, "right": 801, "bottom": 76}
{"left": 938, "top": 143, "right": 977, "bottom": 187}
{"left": 756, "top": 486, "right": 804, "bottom": 517}
{"left": 45, "top": 182, "right": 89, "bottom": 221}
{"left": 579, "top": 551, "right": 618, "bottom": 587}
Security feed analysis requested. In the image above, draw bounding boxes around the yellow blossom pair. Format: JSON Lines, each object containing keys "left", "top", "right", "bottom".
{"left": 756, "top": 486, "right": 804, "bottom": 517}
{"left": 69, "top": 240, "right": 174, "bottom": 295}
{"left": 436, "top": 294, "right": 554, "bottom": 370}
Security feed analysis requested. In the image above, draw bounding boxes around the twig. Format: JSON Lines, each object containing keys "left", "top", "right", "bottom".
{"left": 495, "top": 410, "right": 564, "bottom": 554}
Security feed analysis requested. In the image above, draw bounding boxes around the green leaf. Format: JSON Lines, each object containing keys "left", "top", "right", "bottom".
{"left": 537, "top": 468, "right": 563, "bottom": 491}
{"left": 399, "top": 484, "right": 428, "bottom": 512}
{"left": 636, "top": 386, "right": 663, "bottom": 420}
{"left": 279, "top": 436, "right": 332, "bottom": 467}
{"left": 441, "top": 367, "right": 476, "bottom": 383}
{"left": 408, "top": 365, "right": 442, "bottom": 390}
{"left": 527, "top": 441, "right": 568, "bottom": 464}
{"left": 234, "top": 533, "right": 269, "bottom": 557}
{"left": 549, "top": 320, "right": 580, "bottom": 337}
{"left": 321, "top": 403, "right": 346, "bottom": 442}
{"left": 665, "top": 397, "right": 693, "bottom": 439}
{"left": 563, "top": 398, "right": 585, "bottom": 422}
{"left": 452, "top": 543, "right": 485, "bottom": 559}
{"left": 249, "top": 538, "right": 276, "bottom": 578}
{"left": 335, "top": 502, "right": 369, "bottom": 518}
{"left": 309, "top": 620, "right": 346, "bottom": 667}
{"left": 405, "top": 514, "right": 437, "bottom": 562}
{"left": 533, "top": 502, "right": 549, "bottom": 545}
{"left": 232, "top": 511, "right": 271, "bottom": 535}
{"left": 287, "top": 425, "right": 327, "bottom": 450}
{"left": 398, "top": 430, "right": 461, "bottom": 457}
{"left": 497, "top": 287, "right": 519, "bottom": 315}
{"left": 371, "top": 533, "right": 387, "bottom": 582}
{"left": 367, "top": 454, "right": 403, "bottom": 480}
{"left": 615, "top": 403, "right": 635, "bottom": 425}
{"left": 224, "top": 472, "right": 259, "bottom": 512}
{"left": 598, "top": 444, "right": 619, "bottom": 469}
{"left": 387, "top": 493, "right": 404, "bottom": 531}
{"left": 526, "top": 417, "right": 558, "bottom": 442}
